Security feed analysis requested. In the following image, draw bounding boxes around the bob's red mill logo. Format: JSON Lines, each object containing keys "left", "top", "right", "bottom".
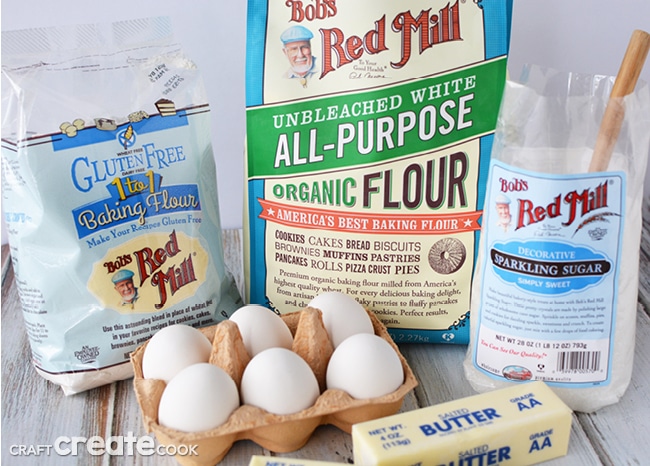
{"left": 498, "top": 178, "right": 611, "bottom": 231}
{"left": 284, "top": 0, "right": 462, "bottom": 77}
{"left": 104, "top": 230, "right": 197, "bottom": 309}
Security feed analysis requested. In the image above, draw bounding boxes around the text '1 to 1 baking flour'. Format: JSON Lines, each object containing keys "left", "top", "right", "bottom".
{"left": 244, "top": 0, "right": 513, "bottom": 344}
{"left": 1, "top": 18, "right": 242, "bottom": 394}
{"left": 463, "top": 68, "right": 650, "bottom": 412}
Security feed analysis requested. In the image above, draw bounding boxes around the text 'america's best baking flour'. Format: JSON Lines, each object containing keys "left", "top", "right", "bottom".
{"left": 1, "top": 17, "right": 242, "bottom": 394}
{"left": 244, "top": 0, "right": 513, "bottom": 343}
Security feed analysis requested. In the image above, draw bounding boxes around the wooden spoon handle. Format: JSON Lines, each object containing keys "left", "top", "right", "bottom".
{"left": 588, "top": 29, "right": 650, "bottom": 173}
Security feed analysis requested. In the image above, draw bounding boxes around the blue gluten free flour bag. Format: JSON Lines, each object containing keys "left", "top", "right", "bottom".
{"left": 1, "top": 17, "right": 242, "bottom": 394}
{"left": 244, "top": 0, "right": 512, "bottom": 343}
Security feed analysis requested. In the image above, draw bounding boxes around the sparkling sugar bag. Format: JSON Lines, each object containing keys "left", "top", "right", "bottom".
{"left": 463, "top": 66, "right": 650, "bottom": 412}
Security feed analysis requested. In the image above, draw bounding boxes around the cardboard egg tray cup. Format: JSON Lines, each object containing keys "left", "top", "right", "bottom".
{"left": 131, "top": 307, "right": 418, "bottom": 465}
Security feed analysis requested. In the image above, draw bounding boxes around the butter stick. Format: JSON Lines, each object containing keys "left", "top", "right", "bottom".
{"left": 248, "top": 456, "right": 344, "bottom": 466}
{"left": 352, "top": 381, "right": 572, "bottom": 466}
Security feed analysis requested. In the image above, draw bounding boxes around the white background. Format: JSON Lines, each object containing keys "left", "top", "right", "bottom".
{"left": 2, "top": 0, "right": 649, "bottom": 244}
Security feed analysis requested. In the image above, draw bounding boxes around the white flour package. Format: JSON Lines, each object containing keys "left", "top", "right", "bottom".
{"left": 244, "top": 0, "right": 513, "bottom": 344}
{"left": 1, "top": 18, "right": 242, "bottom": 394}
{"left": 463, "top": 67, "right": 650, "bottom": 412}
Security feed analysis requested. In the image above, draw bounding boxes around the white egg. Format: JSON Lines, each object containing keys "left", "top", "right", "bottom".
{"left": 142, "top": 324, "right": 212, "bottom": 382}
{"left": 158, "top": 363, "right": 239, "bottom": 432}
{"left": 326, "top": 333, "right": 404, "bottom": 399}
{"left": 241, "top": 347, "right": 320, "bottom": 415}
{"left": 229, "top": 305, "right": 293, "bottom": 357}
{"left": 308, "top": 291, "right": 374, "bottom": 347}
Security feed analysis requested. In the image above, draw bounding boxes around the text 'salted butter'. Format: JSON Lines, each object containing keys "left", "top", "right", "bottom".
{"left": 352, "top": 381, "right": 572, "bottom": 465}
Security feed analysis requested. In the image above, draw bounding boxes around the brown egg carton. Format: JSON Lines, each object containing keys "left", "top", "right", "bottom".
{"left": 131, "top": 307, "right": 418, "bottom": 466}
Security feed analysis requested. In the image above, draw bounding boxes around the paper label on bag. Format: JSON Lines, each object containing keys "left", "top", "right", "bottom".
{"left": 471, "top": 160, "right": 624, "bottom": 387}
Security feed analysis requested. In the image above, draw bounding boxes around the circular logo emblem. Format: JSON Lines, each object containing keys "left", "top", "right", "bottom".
{"left": 117, "top": 125, "right": 136, "bottom": 149}
{"left": 428, "top": 238, "right": 467, "bottom": 275}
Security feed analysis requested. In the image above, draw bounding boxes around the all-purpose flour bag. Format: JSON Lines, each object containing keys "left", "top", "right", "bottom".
{"left": 244, "top": 0, "right": 512, "bottom": 343}
{"left": 1, "top": 18, "right": 242, "bottom": 394}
